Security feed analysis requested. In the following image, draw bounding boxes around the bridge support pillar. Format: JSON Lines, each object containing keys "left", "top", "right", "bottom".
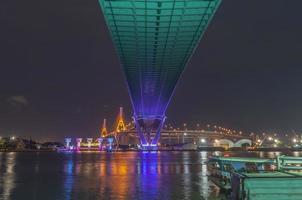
{"left": 133, "top": 115, "right": 166, "bottom": 150}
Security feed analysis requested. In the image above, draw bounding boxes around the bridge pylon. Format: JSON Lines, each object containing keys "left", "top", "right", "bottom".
{"left": 100, "top": 118, "right": 108, "bottom": 137}
{"left": 116, "top": 107, "right": 126, "bottom": 133}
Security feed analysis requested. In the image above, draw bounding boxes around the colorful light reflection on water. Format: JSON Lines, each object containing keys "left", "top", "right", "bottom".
{"left": 1, "top": 151, "right": 302, "bottom": 200}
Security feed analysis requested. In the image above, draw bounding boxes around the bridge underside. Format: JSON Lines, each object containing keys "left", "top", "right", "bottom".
{"left": 98, "top": 0, "right": 222, "bottom": 148}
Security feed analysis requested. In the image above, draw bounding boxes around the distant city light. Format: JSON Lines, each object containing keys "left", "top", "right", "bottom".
{"left": 257, "top": 139, "right": 261, "bottom": 143}
{"left": 214, "top": 139, "right": 219, "bottom": 143}
{"left": 274, "top": 139, "right": 279, "bottom": 143}
{"left": 184, "top": 133, "right": 187, "bottom": 136}
{"left": 293, "top": 138, "right": 297, "bottom": 143}
{"left": 11, "top": 136, "right": 15, "bottom": 140}
{"left": 200, "top": 138, "right": 206, "bottom": 143}
{"left": 268, "top": 137, "right": 273, "bottom": 141}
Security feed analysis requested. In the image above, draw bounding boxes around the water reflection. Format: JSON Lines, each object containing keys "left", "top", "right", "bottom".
{"left": 199, "top": 151, "right": 209, "bottom": 198}
{"left": 182, "top": 152, "right": 191, "bottom": 200}
{"left": 0, "top": 151, "right": 301, "bottom": 200}
{"left": 63, "top": 155, "right": 74, "bottom": 200}
{"left": 137, "top": 152, "right": 161, "bottom": 200}
{"left": 0, "top": 152, "right": 16, "bottom": 200}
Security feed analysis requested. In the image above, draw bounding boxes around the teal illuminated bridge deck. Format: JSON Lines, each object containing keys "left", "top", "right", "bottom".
{"left": 98, "top": 0, "right": 222, "bottom": 147}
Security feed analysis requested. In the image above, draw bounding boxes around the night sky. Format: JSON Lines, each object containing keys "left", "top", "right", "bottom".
{"left": 1, "top": 0, "right": 302, "bottom": 141}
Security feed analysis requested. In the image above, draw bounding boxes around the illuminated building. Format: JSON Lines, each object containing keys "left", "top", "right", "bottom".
{"left": 65, "top": 138, "right": 72, "bottom": 149}
{"left": 87, "top": 138, "right": 93, "bottom": 148}
{"left": 76, "top": 138, "right": 82, "bottom": 150}
{"left": 98, "top": 0, "right": 222, "bottom": 148}
{"left": 98, "top": 138, "right": 103, "bottom": 150}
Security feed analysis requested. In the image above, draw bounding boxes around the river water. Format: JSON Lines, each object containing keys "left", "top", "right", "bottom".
{"left": 0, "top": 151, "right": 301, "bottom": 200}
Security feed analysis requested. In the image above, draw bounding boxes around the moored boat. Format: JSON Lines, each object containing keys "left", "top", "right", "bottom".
{"left": 230, "top": 156, "right": 302, "bottom": 200}
{"left": 207, "top": 156, "right": 275, "bottom": 191}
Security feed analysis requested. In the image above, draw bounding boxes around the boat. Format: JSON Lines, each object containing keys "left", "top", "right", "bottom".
{"left": 207, "top": 156, "right": 275, "bottom": 191}
{"left": 230, "top": 156, "right": 302, "bottom": 200}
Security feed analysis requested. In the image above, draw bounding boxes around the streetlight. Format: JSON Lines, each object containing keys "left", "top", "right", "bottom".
{"left": 268, "top": 137, "right": 273, "bottom": 141}
{"left": 293, "top": 138, "right": 297, "bottom": 143}
{"left": 196, "top": 124, "right": 200, "bottom": 130}
{"left": 200, "top": 138, "right": 206, "bottom": 143}
{"left": 182, "top": 132, "right": 187, "bottom": 143}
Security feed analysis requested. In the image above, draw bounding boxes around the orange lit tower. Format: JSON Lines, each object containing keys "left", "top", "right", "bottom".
{"left": 100, "top": 118, "right": 108, "bottom": 137}
{"left": 116, "top": 107, "right": 126, "bottom": 133}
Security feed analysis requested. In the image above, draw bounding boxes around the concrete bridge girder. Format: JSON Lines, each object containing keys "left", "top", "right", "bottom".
{"left": 216, "top": 139, "right": 234, "bottom": 148}
{"left": 114, "top": 130, "right": 253, "bottom": 147}
{"left": 213, "top": 138, "right": 252, "bottom": 148}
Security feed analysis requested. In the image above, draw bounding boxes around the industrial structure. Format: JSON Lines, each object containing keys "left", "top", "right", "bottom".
{"left": 98, "top": 0, "right": 222, "bottom": 148}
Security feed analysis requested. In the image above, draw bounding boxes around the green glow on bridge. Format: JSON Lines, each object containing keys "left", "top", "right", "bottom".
{"left": 98, "top": 0, "right": 222, "bottom": 146}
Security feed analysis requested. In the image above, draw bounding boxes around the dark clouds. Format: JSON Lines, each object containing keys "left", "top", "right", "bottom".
{"left": 0, "top": 0, "right": 302, "bottom": 141}
{"left": 6, "top": 96, "right": 29, "bottom": 107}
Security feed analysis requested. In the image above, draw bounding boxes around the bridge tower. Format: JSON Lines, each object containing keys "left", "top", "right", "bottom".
{"left": 100, "top": 118, "right": 108, "bottom": 137}
{"left": 116, "top": 107, "right": 126, "bottom": 133}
